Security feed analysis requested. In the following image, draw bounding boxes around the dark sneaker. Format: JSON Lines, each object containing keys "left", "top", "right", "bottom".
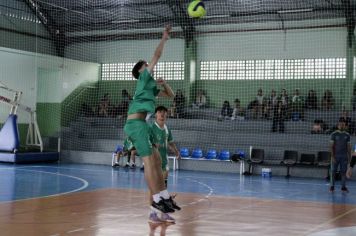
{"left": 130, "top": 163, "right": 136, "bottom": 169}
{"left": 329, "top": 186, "right": 335, "bottom": 192}
{"left": 163, "top": 197, "right": 181, "bottom": 211}
{"left": 341, "top": 186, "right": 349, "bottom": 193}
{"left": 148, "top": 212, "right": 163, "bottom": 224}
{"left": 161, "top": 213, "right": 175, "bottom": 223}
{"left": 151, "top": 200, "right": 175, "bottom": 213}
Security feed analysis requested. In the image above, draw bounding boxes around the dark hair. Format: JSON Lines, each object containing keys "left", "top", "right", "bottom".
{"left": 339, "top": 117, "right": 347, "bottom": 123}
{"left": 155, "top": 105, "right": 168, "bottom": 113}
{"left": 132, "top": 60, "right": 147, "bottom": 79}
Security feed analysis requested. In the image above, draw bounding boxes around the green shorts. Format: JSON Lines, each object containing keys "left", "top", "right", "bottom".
{"left": 124, "top": 119, "right": 153, "bottom": 157}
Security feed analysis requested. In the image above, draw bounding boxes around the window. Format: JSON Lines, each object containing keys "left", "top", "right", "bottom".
{"left": 200, "top": 58, "right": 346, "bottom": 80}
{"left": 101, "top": 62, "right": 184, "bottom": 81}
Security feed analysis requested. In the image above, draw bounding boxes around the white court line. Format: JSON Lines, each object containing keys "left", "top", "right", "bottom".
{"left": 0, "top": 167, "right": 89, "bottom": 203}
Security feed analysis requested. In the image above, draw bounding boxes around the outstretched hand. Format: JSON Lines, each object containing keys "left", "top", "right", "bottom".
{"left": 156, "top": 77, "right": 166, "bottom": 85}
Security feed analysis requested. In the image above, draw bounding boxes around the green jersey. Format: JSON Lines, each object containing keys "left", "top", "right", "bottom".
{"left": 128, "top": 68, "right": 160, "bottom": 115}
{"left": 151, "top": 122, "right": 173, "bottom": 162}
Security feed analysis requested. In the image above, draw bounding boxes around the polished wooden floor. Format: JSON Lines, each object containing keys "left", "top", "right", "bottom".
{"left": 0, "top": 188, "right": 356, "bottom": 236}
{"left": 1, "top": 164, "right": 356, "bottom": 236}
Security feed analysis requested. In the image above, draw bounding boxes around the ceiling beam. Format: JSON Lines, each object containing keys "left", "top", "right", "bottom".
{"left": 23, "top": 0, "right": 65, "bottom": 56}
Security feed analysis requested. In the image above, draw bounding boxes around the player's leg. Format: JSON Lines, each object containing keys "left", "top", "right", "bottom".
{"left": 346, "top": 155, "right": 356, "bottom": 178}
{"left": 130, "top": 150, "right": 136, "bottom": 168}
{"left": 330, "top": 159, "right": 338, "bottom": 192}
{"left": 152, "top": 150, "right": 181, "bottom": 211}
{"left": 124, "top": 120, "right": 174, "bottom": 213}
{"left": 340, "top": 157, "right": 349, "bottom": 192}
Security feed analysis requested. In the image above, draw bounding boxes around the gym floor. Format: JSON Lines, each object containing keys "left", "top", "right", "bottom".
{"left": 0, "top": 163, "right": 356, "bottom": 236}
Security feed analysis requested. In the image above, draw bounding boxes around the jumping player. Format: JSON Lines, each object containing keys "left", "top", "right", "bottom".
{"left": 123, "top": 25, "right": 180, "bottom": 216}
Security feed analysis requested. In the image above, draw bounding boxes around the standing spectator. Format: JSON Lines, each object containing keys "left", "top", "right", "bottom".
{"left": 231, "top": 98, "right": 245, "bottom": 121}
{"left": 329, "top": 118, "right": 351, "bottom": 193}
{"left": 192, "top": 89, "right": 207, "bottom": 109}
{"left": 321, "top": 89, "right": 335, "bottom": 110}
{"left": 280, "top": 88, "right": 289, "bottom": 109}
{"left": 291, "top": 89, "right": 304, "bottom": 120}
{"left": 255, "top": 88, "right": 266, "bottom": 118}
{"left": 352, "top": 89, "right": 356, "bottom": 111}
{"left": 219, "top": 100, "right": 233, "bottom": 120}
{"left": 305, "top": 90, "right": 318, "bottom": 109}
{"left": 265, "top": 90, "right": 278, "bottom": 119}
{"left": 272, "top": 99, "right": 285, "bottom": 133}
{"left": 98, "top": 93, "right": 111, "bottom": 117}
{"left": 170, "top": 89, "right": 185, "bottom": 118}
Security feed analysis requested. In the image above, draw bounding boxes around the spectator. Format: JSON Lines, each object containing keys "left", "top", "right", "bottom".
{"left": 192, "top": 89, "right": 207, "bottom": 109}
{"left": 339, "top": 110, "right": 354, "bottom": 135}
{"left": 79, "top": 102, "right": 94, "bottom": 117}
{"left": 98, "top": 93, "right": 111, "bottom": 117}
{"left": 272, "top": 99, "right": 285, "bottom": 133}
{"left": 321, "top": 89, "right": 335, "bottom": 110}
{"left": 280, "top": 88, "right": 289, "bottom": 110}
{"left": 305, "top": 90, "right": 318, "bottom": 109}
{"left": 170, "top": 89, "right": 185, "bottom": 118}
{"left": 291, "top": 89, "right": 304, "bottom": 120}
{"left": 116, "top": 89, "right": 132, "bottom": 117}
{"left": 265, "top": 90, "right": 278, "bottom": 119}
{"left": 255, "top": 88, "right": 266, "bottom": 118}
{"left": 231, "top": 98, "right": 245, "bottom": 121}
{"left": 218, "top": 100, "right": 233, "bottom": 120}
{"left": 352, "top": 89, "right": 356, "bottom": 111}
{"left": 311, "top": 119, "right": 328, "bottom": 134}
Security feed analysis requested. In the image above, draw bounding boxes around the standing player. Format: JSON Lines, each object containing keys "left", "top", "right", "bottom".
{"left": 123, "top": 25, "right": 180, "bottom": 215}
{"left": 149, "top": 106, "right": 181, "bottom": 222}
{"left": 346, "top": 147, "right": 356, "bottom": 178}
{"left": 329, "top": 117, "right": 351, "bottom": 193}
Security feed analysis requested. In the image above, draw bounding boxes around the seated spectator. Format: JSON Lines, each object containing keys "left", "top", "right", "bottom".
{"left": 265, "top": 90, "right": 278, "bottom": 119}
{"left": 321, "top": 90, "right": 335, "bottom": 110}
{"left": 231, "top": 98, "right": 245, "bottom": 121}
{"left": 290, "top": 88, "right": 304, "bottom": 120}
{"left": 114, "top": 89, "right": 132, "bottom": 117}
{"left": 247, "top": 100, "right": 259, "bottom": 119}
{"left": 98, "top": 93, "right": 111, "bottom": 117}
{"left": 218, "top": 100, "right": 233, "bottom": 120}
{"left": 352, "top": 89, "right": 356, "bottom": 111}
{"left": 79, "top": 103, "right": 94, "bottom": 117}
{"left": 305, "top": 90, "right": 318, "bottom": 109}
{"left": 272, "top": 99, "right": 285, "bottom": 133}
{"left": 311, "top": 119, "right": 328, "bottom": 134}
{"left": 192, "top": 89, "right": 207, "bottom": 109}
{"left": 170, "top": 89, "right": 185, "bottom": 118}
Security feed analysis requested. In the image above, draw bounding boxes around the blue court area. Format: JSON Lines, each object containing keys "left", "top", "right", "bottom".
{"left": 1, "top": 163, "right": 356, "bottom": 205}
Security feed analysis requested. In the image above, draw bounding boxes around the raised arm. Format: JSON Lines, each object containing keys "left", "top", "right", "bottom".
{"left": 157, "top": 78, "right": 175, "bottom": 98}
{"left": 147, "top": 25, "right": 171, "bottom": 73}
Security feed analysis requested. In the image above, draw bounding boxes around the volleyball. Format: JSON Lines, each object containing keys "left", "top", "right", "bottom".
{"left": 188, "top": 0, "right": 206, "bottom": 19}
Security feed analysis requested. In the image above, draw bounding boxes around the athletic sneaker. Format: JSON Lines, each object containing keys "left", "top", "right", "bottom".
{"left": 341, "top": 186, "right": 349, "bottom": 193}
{"left": 161, "top": 213, "right": 175, "bottom": 223}
{"left": 130, "top": 163, "right": 136, "bottom": 169}
{"left": 329, "top": 186, "right": 335, "bottom": 192}
{"left": 163, "top": 197, "right": 181, "bottom": 211}
{"left": 151, "top": 200, "right": 175, "bottom": 213}
{"left": 148, "top": 212, "right": 163, "bottom": 224}
{"left": 125, "top": 162, "right": 130, "bottom": 168}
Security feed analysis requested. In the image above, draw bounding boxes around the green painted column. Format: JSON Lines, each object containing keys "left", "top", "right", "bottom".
{"left": 184, "top": 39, "right": 198, "bottom": 105}
{"left": 344, "top": 29, "right": 355, "bottom": 110}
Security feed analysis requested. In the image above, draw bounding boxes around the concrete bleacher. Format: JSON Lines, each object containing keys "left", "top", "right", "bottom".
{"left": 61, "top": 109, "right": 356, "bottom": 178}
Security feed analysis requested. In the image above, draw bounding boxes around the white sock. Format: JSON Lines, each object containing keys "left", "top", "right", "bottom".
{"left": 160, "top": 190, "right": 170, "bottom": 200}
{"left": 153, "top": 193, "right": 161, "bottom": 203}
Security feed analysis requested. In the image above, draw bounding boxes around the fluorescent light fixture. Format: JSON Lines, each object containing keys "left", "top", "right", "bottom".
{"left": 111, "top": 19, "right": 140, "bottom": 24}
{"left": 277, "top": 8, "right": 313, "bottom": 14}
{"left": 204, "top": 14, "right": 230, "bottom": 19}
